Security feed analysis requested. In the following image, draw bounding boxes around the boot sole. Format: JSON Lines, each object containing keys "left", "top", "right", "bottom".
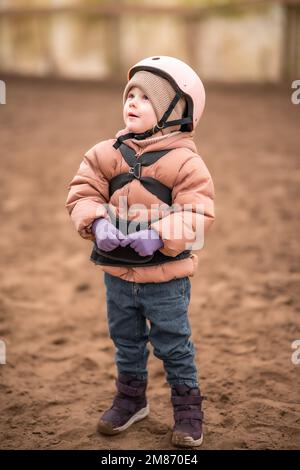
{"left": 172, "top": 431, "right": 203, "bottom": 448}
{"left": 97, "top": 404, "right": 150, "bottom": 435}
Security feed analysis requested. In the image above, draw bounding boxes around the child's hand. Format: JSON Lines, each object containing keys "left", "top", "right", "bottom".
{"left": 92, "top": 218, "right": 126, "bottom": 252}
{"left": 120, "top": 229, "right": 163, "bottom": 257}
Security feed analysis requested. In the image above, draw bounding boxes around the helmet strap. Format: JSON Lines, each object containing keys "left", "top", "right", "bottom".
{"left": 113, "top": 91, "right": 192, "bottom": 149}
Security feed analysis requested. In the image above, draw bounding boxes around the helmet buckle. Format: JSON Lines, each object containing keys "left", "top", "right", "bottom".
{"left": 153, "top": 122, "right": 164, "bottom": 133}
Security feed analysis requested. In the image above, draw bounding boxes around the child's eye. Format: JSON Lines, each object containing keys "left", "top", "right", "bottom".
{"left": 127, "top": 92, "right": 148, "bottom": 100}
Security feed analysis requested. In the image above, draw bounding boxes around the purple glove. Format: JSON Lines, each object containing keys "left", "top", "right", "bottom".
{"left": 120, "top": 229, "right": 163, "bottom": 257}
{"left": 92, "top": 218, "right": 125, "bottom": 252}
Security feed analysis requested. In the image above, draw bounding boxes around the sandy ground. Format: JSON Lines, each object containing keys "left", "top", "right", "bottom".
{"left": 0, "top": 78, "right": 299, "bottom": 450}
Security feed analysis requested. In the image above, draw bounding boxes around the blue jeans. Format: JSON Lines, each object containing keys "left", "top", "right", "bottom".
{"left": 103, "top": 273, "right": 199, "bottom": 388}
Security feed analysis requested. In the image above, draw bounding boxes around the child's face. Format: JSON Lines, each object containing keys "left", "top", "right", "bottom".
{"left": 123, "top": 86, "right": 157, "bottom": 134}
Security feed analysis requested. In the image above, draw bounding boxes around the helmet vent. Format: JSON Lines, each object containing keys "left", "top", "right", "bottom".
{"left": 151, "top": 57, "right": 161, "bottom": 60}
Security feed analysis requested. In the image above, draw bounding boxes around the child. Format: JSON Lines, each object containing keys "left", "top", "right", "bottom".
{"left": 65, "top": 56, "right": 215, "bottom": 448}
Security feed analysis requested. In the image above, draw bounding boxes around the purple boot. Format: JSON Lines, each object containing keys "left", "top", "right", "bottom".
{"left": 97, "top": 374, "right": 149, "bottom": 435}
{"left": 171, "top": 384, "right": 204, "bottom": 447}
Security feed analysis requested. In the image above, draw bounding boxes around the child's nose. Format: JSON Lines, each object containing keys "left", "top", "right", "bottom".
{"left": 130, "top": 98, "right": 138, "bottom": 107}
{"left": 130, "top": 95, "right": 141, "bottom": 106}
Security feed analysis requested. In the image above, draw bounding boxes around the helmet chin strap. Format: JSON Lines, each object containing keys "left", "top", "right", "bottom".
{"left": 113, "top": 91, "right": 192, "bottom": 150}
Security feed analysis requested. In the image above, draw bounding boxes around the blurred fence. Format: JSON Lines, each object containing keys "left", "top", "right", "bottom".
{"left": 0, "top": 0, "right": 299, "bottom": 83}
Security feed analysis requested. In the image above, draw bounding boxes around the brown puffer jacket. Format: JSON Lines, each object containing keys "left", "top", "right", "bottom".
{"left": 65, "top": 130, "right": 215, "bottom": 283}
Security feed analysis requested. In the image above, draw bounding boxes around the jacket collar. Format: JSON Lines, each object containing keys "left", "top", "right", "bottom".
{"left": 115, "top": 127, "right": 198, "bottom": 156}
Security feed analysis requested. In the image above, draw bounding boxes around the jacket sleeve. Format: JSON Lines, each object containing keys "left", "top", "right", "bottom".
{"left": 149, "top": 155, "right": 215, "bottom": 257}
{"left": 65, "top": 146, "right": 110, "bottom": 241}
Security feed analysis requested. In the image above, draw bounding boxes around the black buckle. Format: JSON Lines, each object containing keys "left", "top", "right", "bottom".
{"left": 129, "top": 162, "right": 141, "bottom": 179}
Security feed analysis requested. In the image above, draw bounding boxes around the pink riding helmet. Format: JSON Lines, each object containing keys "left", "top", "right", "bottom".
{"left": 127, "top": 55, "right": 206, "bottom": 131}
{"left": 113, "top": 55, "right": 205, "bottom": 149}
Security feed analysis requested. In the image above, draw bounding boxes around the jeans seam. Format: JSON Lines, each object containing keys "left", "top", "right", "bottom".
{"left": 180, "top": 278, "right": 186, "bottom": 297}
{"left": 135, "top": 306, "right": 148, "bottom": 378}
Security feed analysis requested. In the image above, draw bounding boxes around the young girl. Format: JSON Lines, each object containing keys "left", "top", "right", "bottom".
{"left": 66, "top": 56, "right": 215, "bottom": 448}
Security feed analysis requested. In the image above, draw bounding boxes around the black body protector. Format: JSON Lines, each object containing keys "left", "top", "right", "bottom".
{"left": 90, "top": 75, "right": 194, "bottom": 268}
{"left": 90, "top": 143, "right": 191, "bottom": 267}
